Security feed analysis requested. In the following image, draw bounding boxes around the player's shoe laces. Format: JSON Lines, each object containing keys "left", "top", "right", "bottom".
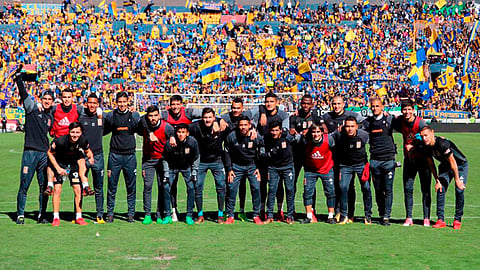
{"left": 423, "top": 219, "right": 431, "bottom": 227}
{"left": 432, "top": 219, "right": 446, "bottom": 228}
{"left": 160, "top": 216, "right": 173, "bottom": 225}
{"left": 43, "top": 186, "right": 53, "bottom": 196}
{"left": 82, "top": 186, "right": 95, "bottom": 196}
{"left": 253, "top": 216, "right": 263, "bottom": 225}
{"left": 403, "top": 218, "right": 413, "bottom": 226}
{"left": 96, "top": 217, "right": 105, "bottom": 224}
{"left": 453, "top": 220, "right": 462, "bottom": 230}
{"left": 51, "top": 218, "right": 60, "bottom": 226}
{"left": 224, "top": 217, "right": 235, "bottom": 224}
{"left": 142, "top": 215, "right": 153, "bottom": 225}
{"left": 75, "top": 218, "right": 88, "bottom": 226}
{"left": 238, "top": 212, "right": 247, "bottom": 222}
{"left": 186, "top": 216, "right": 194, "bottom": 225}
{"left": 195, "top": 216, "right": 205, "bottom": 224}
{"left": 16, "top": 216, "right": 25, "bottom": 225}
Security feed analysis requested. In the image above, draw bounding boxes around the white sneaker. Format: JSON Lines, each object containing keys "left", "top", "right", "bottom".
{"left": 171, "top": 209, "right": 178, "bottom": 222}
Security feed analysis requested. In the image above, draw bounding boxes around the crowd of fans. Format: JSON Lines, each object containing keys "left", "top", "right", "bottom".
{"left": 0, "top": 0, "right": 479, "bottom": 116}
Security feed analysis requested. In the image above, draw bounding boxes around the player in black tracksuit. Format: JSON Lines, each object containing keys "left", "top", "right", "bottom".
{"left": 263, "top": 120, "right": 297, "bottom": 224}
{"left": 14, "top": 68, "right": 53, "bottom": 224}
{"left": 162, "top": 123, "right": 200, "bottom": 225}
{"left": 363, "top": 98, "right": 397, "bottom": 226}
{"left": 78, "top": 93, "right": 105, "bottom": 222}
{"left": 189, "top": 108, "right": 229, "bottom": 224}
{"left": 103, "top": 92, "right": 140, "bottom": 223}
{"left": 319, "top": 96, "right": 364, "bottom": 221}
{"left": 254, "top": 92, "right": 289, "bottom": 220}
{"left": 420, "top": 127, "right": 468, "bottom": 230}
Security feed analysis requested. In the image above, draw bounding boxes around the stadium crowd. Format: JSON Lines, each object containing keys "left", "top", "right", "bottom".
{"left": 0, "top": 0, "right": 479, "bottom": 115}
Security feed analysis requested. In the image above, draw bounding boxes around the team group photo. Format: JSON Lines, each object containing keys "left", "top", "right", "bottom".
{"left": 1, "top": 0, "right": 479, "bottom": 268}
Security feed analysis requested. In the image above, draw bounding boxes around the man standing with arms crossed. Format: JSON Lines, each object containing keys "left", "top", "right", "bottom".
{"left": 104, "top": 92, "right": 141, "bottom": 223}
{"left": 420, "top": 127, "right": 468, "bottom": 230}
{"left": 137, "top": 105, "right": 174, "bottom": 225}
{"left": 79, "top": 93, "right": 105, "bottom": 223}
{"left": 13, "top": 67, "right": 53, "bottom": 224}
{"left": 364, "top": 98, "right": 397, "bottom": 226}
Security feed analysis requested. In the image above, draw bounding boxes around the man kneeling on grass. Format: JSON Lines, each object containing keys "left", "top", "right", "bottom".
{"left": 47, "top": 122, "right": 95, "bottom": 226}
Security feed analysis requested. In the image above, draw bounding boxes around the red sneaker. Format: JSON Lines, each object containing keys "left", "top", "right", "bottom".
{"left": 51, "top": 218, "right": 60, "bottom": 227}
{"left": 311, "top": 214, "right": 318, "bottom": 223}
{"left": 75, "top": 218, "right": 88, "bottom": 226}
{"left": 253, "top": 216, "right": 263, "bottom": 225}
{"left": 432, "top": 219, "right": 446, "bottom": 228}
{"left": 224, "top": 217, "right": 235, "bottom": 224}
{"left": 276, "top": 210, "right": 284, "bottom": 222}
{"left": 423, "top": 219, "right": 431, "bottom": 227}
{"left": 453, "top": 220, "right": 462, "bottom": 230}
{"left": 403, "top": 218, "right": 413, "bottom": 226}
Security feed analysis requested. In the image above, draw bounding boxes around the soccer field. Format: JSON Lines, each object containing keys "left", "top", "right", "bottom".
{"left": 1, "top": 132, "right": 479, "bottom": 269}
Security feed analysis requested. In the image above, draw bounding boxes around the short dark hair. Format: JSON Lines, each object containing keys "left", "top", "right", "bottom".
{"left": 116, "top": 91, "right": 128, "bottom": 101}
{"left": 420, "top": 126, "right": 433, "bottom": 132}
{"left": 237, "top": 115, "right": 250, "bottom": 122}
{"left": 401, "top": 99, "right": 415, "bottom": 109}
{"left": 146, "top": 105, "right": 159, "bottom": 114}
{"left": 87, "top": 93, "right": 100, "bottom": 102}
{"left": 61, "top": 88, "right": 74, "bottom": 96}
{"left": 232, "top": 97, "right": 243, "bottom": 104}
{"left": 265, "top": 91, "right": 278, "bottom": 100}
{"left": 345, "top": 116, "right": 357, "bottom": 124}
{"left": 202, "top": 107, "right": 215, "bottom": 117}
{"left": 268, "top": 119, "right": 282, "bottom": 130}
{"left": 175, "top": 123, "right": 189, "bottom": 131}
{"left": 68, "top": 122, "right": 83, "bottom": 132}
{"left": 302, "top": 94, "right": 313, "bottom": 101}
{"left": 170, "top": 95, "right": 183, "bottom": 104}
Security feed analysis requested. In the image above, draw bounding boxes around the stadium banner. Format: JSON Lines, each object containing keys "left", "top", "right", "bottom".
{"left": 420, "top": 110, "right": 470, "bottom": 119}
{"left": 220, "top": 15, "right": 246, "bottom": 24}
{"left": 311, "top": 73, "right": 404, "bottom": 82}
{"left": 22, "top": 4, "right": 62, "bottom": 15}
{"left": 200, "top": 3, "right": 222, "bottom": 11}
{"left": 5, "top": 108, "right": 25, "bottom": 124}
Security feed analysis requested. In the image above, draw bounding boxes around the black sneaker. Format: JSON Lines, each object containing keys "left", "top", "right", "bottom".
{"left": 106, "top": 216, "right": 114, "bottom": 223}
{"left": 16, "top": 216, "right": 25, "bottom": 225}
{"left": 301, "top": 218, "right": 312, "bottom": 224}
{"left": 128, "top": 216, "right": 135, "bottom": 223}
{"left": 380, "top": 218, "right": 391, "bottom": 226}
{"left": 37, "top": 216, "right": 49, "bottom": 224}
{"left": 82, "top": 186, "right": 95, "bottom": 196}
{"left": 326, "top": 217, "right": 337, "bottom": 224}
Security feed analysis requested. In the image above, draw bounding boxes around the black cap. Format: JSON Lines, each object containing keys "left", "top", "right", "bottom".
{"left": 41, "top": 90, "right": 55, "bottom": 98}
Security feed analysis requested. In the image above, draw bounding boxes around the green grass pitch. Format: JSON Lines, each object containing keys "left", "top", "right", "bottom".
{"left": 0, "top": 132, "right": 479, "bottom": 269}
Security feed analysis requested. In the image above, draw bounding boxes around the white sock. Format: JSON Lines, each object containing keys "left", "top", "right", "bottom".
{"left": 18, "top": 215, "right": 24, "bottom": 218}
{"left": 172, "top": 208, "right": 176, "bottom": 214}
{"left": 48, "top": 182, "right": 54, "bottom": 188}
{"left": 76, "top": 212, "right": 82, "bottom": 220}
{"left": 82, "top": 182, "right": 89, "bottom": 188}
{"left": 307, "top": 212, "right": 313, "bottom": 219}
{"left": 328, "top": 212, "right": 334, "bottom": 219}
{"left": 53, "top": 212, "right": 59, "bottom": 219}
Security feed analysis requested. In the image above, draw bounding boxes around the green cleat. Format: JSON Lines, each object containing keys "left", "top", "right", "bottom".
{"left": 238, "top": 212, "right": 247, "bottom": 222}
{"left": 186, "top": 216, "right": 194, "bottom": 225}
{"left": 142, "top": 215, "right": 153, "bottom": 225}
{"left": 160, "top": 216, "right": 173, "bottom": 225}
{"left": 156, "top": 217, "right": 163, "bottom": 224}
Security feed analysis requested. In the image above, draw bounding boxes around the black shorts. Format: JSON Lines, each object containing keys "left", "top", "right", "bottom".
{"left": 48, "top": 162, "right": 80, "bottom": 186}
